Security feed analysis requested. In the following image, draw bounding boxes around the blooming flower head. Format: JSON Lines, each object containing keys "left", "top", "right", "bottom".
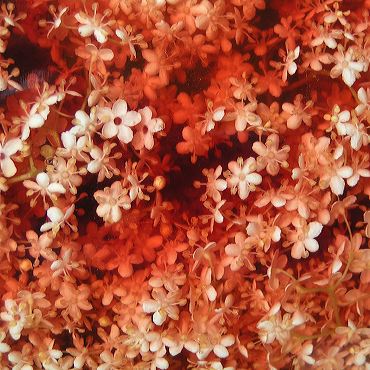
{"left": 0, "top": 1, "right": 369, "bottom": 369}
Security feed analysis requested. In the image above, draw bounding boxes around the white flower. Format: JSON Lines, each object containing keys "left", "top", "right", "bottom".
{"left": 227, "top": 157, "right": 262, "bottom": 200}
{"left": 0, "top": 330, "right": 10, "bottom": 353}
{"left": 21, "top": 104, "right": 45, "bottom": 141}
{"left": 0, "top": 137, "right": 22, "bottom": 177}
{"left": 311, "top": 25, "right": 341, "bottom": 49}
{"left": 347, "top": 162, "right": 370, "bottom": 188}
{"left": 257, "top": 303, "right": 299, "bottom": 345}
{"left": 203, "top": 199, "right": 226, "bottom": 231}
{"left": 23, "top": 172, "right": 66, "bottom": 208}
{"left": 330, "top": 46, "right": 365, "bottom": 87}
{"left": 50, "top": 248, "right": 80, "bottom": 278}
{"left": 71, "top": 109, "right": 96, "bottom": 137}
{"left": 87, "top": 146, "right": 105, "bottom": 174}
{"left": 75, "top": 5, "right": 112, "bottom": 43}
{"left": 282, "top": 46, "right": 300, "bottom": 82}
{"left": 94, "top": 181, "right": 131, "bottom": 223}
{"left": 60, "top": 130, "right": 87, "bottom": 154}
{"left": 320, "top": 163, "right": 353, "bottom": 195}
{"left": 355, "top": 87, "right": 370, "bottom": 117}
{"left": 98, "top": 99, "right": 141, "bottom": 143}
{"left": 132, "top": 107, "right": 165, "bottom": 150}
{"left": 46, "top": 6, "right": 69, "bottom": 37}
{"left": 202, "top": 104, "right": 225, "bottom": 134}
{"left": 296, "top": 342, "right": 315, "bottom": 366}
{"left": 198, "top": 165, "right": 227, "bottom": 203}
{"left": 331, "top": 106, "right": 350, "bottom": 136}
{"left": 344, "top": 121, "right": 368, "bottom": 151}
{"left": 289, "top": 220, "right": 323, "bottom": 259}
{"left": 212, "top": 335, "right": 235, "bottom": 359}
{"left": 229, "top": 102, "right": 261, "bottom": 132}
{"left": 282, "top": 95, "right": 313, "bottom": 130}
{"left": 0, "top": 299, "right": 27, "bottom": 340}
{"left": 252, "top": 133, "right": 290, "bottom": 176}
{"left": 142, "top": 288, "right": 186, "bottom": 326}
{"left": 40, "top": 205, "right": 75, "bottom": 234}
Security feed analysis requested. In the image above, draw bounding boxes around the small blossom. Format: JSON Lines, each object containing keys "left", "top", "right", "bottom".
{"left": 0, "top": 299, "right": 27, "bottom": 340}
{"left": 75, "top": 43, "right": 114, "bottom": 75}
{"left": 23, "top": 172, "right": 66, "bottom": 208}
{"left": 195, "top": 165, "right": 227, "bottom": 203}
{"left": 252, "top": 133, "right": 290, "bottom": 176}
{"left": 355, "top": 87, "right": 370, "bottom": 118}
{"left": 330, "top": 45, "right": 365, "bottom": 87}
{"left": 320, "top": 161, "right": 353, "bottom": 195}
{"left": 225, "top": 232, "right": 255, "bottom": 271}
{"left": 288, "top": 219, "right": 323, "bottom": 259}
{"left": 142, "top": 288, "right": 186, "bottom": 325}
{"left": 227, "top": 157, "right": 262, "bottom": 200}
{"left": 132, "top": 106, "right": 165, "bottom": 150}
{"left": 311, "top": 25, "right": 341, "bottom": 49}
{"left": 282, "top": 94, "right": 313, "bottom": 129}
{"left": 0, "top": 330, "right": 10, "bottom": 353}
{"left": 200, "top": 102, "right": 225, "bottom": 134}
{"left": 71, "top": 109, "right": 97, "bottom": 137}
{"left": 40, "top": 204, "right": 75, "bottom": 234}
{"left": 228, "top": 101, "right": 261, "bottom": 132}
{"left": 75, "top": 3, "right": 113, "bottom": 43}
{"left": 282, "top": 46, "right": 300, "bottom": 82}
{"left": 55, "top": 282, "right": 93, "bottom": 321}
{"left": 0, "top": 137, "right": 22, "bottom": 178}
{"left": 87, "top": 142, "right": 121, "bottom": 182}
{"left": 98, "top": 99, "right": 141, "bottom": 143}
{"left": 94, "top": 181, "right": 131, "bottom": 223}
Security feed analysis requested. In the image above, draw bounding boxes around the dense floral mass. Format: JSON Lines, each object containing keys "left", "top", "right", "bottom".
{"left": 0, "top": 0, "right": 369, "bottom": 368}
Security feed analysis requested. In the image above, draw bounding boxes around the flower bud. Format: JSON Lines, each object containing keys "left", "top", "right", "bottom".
{"left": 154, "top": 176, "right": 166, "bottom": 191}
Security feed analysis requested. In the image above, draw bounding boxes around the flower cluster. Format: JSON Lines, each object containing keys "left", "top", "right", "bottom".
{"left": 0, "top": 0, "right": 369, "bottom": 369}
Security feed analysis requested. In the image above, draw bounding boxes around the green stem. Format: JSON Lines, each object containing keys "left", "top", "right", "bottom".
{"left": 7, "top": 158, "right": 40, "bottom": 185}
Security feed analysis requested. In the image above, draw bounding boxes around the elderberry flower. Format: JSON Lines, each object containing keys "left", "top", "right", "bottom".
{"left": 23, "top": 172, "right": 66, "bottom": 208}
{"left": 132, "top": 106, "right": 165, "bottom": 150}
{"left": 94, "top": 181, "right": 131, "bottom": 223}
{"left": 252, "top": 133, "right": 290, "bottom": 176}
{"left": 330, "top": 45, "right": 365, "bottom": 87}
{"left": 98, "top": 99, "right": 141, "bottom": 143}
{"left": 142, "top": 288, "right": 187, "bottom": 326}
{"left": 75, "top": 3, "right": 114, "bottom": 43}
{"left": 40, "top": 204, "right": 75, "bottom": 234}
{"left": 288, "top": 219, "right": 323, "bottom": 259}
{"left": 227, "top": 157, "right": 262, "bottom": 200}
{"left": 282, "top": 46, "right": 300, "bottom": 82}
{"left": 0, "top": 137, "right": 22, "bottom": 177}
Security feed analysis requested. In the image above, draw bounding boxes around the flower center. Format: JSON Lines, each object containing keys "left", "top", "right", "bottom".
{"left": 114, "top": 116, "right": 122, "bottom": 125}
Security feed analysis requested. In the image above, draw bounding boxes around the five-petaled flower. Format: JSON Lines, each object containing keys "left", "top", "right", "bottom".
{"left": 227, "top": 157, "right": 262, "bottom": 200}
{"left": 288, "top": 219, "right": 323, "bottom": 259}
{"left": 94, "top": 181, "right": 131, "bottom": 223}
